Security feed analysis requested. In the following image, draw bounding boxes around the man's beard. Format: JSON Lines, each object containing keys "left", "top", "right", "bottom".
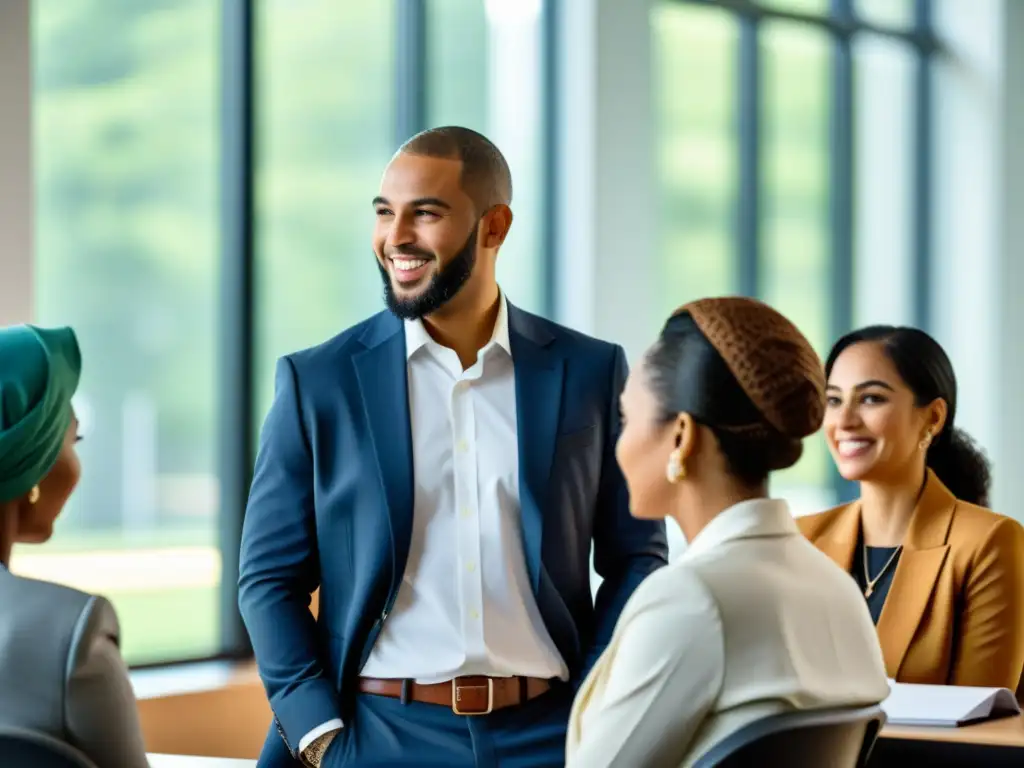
{"left": 379, "top": 228, "right": 477, "bottom": 320}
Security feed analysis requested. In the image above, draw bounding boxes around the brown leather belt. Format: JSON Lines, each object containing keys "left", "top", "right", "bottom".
{"left": 358, "top": 675, "right": 552, "bottom": 715}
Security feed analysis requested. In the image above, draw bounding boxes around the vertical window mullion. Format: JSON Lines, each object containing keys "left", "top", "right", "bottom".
{"left": 912, "top": 0, "right": 933, "bottom": 330}
{"left": 394, "top": 0, "right": 428, "bottom": 147}
{"left": 737, "top": 14, "right": 760, "bottom": 297}
{"left": 541, "top": 0, "right": 559, "bottom": 319}
{"left": 829, "top": 0, "right": 856, "bottom": 503}
{"left": 218, "top": 0, "right": 256, "bottom": 656}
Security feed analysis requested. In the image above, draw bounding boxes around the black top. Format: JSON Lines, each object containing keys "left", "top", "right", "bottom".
{"left": 854, "top": 539, "right": 902, "bottom": 624}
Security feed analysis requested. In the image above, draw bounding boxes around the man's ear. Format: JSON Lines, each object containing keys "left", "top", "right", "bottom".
{"left": 481, "top": 204, "right": 513, "bottom": 249}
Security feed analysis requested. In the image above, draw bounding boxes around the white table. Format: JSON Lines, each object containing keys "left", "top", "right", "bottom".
{"left": 148, "top": 755, "right": 256, "bottom": 767}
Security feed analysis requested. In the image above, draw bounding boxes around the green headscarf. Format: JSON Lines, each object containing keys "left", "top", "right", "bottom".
{"left": 0, "top": 325, "right": 81, "bottom": 503}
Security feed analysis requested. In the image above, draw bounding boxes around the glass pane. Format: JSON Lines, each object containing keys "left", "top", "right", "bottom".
{"left": 427, "top": 0, "right": 488, "bottom": 131}
{"left": 857, "top": 0, "right": 914, "bottom": 28}
{"left": 30, "top": 0, "right": 221, "bottom": 663}
{"left": 428, "top": 0, "right": 546, "bottom": 315}
{"left": 652, "top": 3, "right": 738, "bottom": 319}
{"left": 255, "top": 2, "right": 394, "bottom": 420}
{"left": 758, "top": 0, "right": 830, "bottom": 15}
{"left": 853, "top": 35, "right": 915, "bottom": 327}
{"left": 760, "top": 23, "right": 833, "bottom": 512}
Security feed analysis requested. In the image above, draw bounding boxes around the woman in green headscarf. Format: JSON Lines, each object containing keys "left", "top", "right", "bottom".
{"left": 0, "top": 325, "right": 149, "bottom": 767}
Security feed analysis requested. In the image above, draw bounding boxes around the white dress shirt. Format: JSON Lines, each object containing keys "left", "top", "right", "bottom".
{"left": 302, "top": 294, "right": 567, "bottom": 755}
{"left": 362, "top": 292, "right": 566, "bottom": 682}
{"left": 566, "top": 498, "right": 889, "bottom": 767}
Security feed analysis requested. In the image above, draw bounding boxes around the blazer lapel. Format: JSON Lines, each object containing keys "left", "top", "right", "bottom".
{"left": 876, "top": 471, "right": 956, "bottom": 677}
{"left": 509, "top": 306, "right": 565, "bottom": 593}
{"left": 816, "top": 503, "right": 861, "bottom": 574}
{"left": 353, "top": 314, "right": 415, "bottom": 579}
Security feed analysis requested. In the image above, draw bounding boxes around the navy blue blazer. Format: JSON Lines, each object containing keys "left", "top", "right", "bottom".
{"left": 238, "top": 304, "right": 668, "bottom": 761}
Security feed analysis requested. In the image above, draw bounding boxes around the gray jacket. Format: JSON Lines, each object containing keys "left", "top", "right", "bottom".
{"left": 0, "top": 566, "right": 149, "bottom": 767}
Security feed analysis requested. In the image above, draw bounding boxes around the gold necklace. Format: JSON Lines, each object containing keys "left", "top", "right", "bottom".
{"left": 862, "top": 543, "right": 903, "bottom": 598}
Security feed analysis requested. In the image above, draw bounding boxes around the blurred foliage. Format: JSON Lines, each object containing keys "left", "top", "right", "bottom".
{"left": 35, "top": 0, "right": 220, "bottom": 529}
{"left": 654, "top": 5, "right": 834, "bottom": 493}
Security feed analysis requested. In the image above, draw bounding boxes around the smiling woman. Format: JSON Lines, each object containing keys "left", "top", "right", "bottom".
{"left": 798, "top": 325, "right": 1024, "bottom": 698}
{"left": 822, "top": 326, "right": 988, "bottom": 506}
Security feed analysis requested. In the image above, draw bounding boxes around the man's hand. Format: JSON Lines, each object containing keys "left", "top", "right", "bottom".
{"left": 302, "top": 729, "right": 340, "bottom": 767}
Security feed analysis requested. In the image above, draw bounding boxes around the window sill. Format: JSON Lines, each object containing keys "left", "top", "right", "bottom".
{"left": 131, "top": 658, "right": 260, "bottom": 700}
{"left": 131, "top": 659, "right": 270, "bottom": 758}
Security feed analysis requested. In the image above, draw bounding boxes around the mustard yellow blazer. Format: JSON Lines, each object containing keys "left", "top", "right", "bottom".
{"left": 798, "top": 470, "right": 1024, "bottom": 697}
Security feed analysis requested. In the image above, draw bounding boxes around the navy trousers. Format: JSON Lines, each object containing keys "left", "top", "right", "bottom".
{"left": 322, "top": 684, "right": 573, "bottom": 767}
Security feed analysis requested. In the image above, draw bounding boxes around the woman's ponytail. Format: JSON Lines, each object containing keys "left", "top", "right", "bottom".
{"left": 927, "top": 427, "right": 991, "bottom": 507}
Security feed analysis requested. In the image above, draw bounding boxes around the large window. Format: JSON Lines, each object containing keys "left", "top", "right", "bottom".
{"left": 254, "top": 1, "right": 395, "bottom": 420}
{"left": 654, "top": 0, "right": 936, "bottom": 513}
{"left": 29, "top": 0, "right": 553, "bottom": 667}
{"left": 30, "top": 0, "right": 221, "bottom": 665}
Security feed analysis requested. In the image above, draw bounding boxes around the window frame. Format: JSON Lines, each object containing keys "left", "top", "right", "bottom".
{"left": 37, "top": 0, "right": 933, "bottom": 667}
{"left": 674, "top": 0, "right": 940, "bottom": 504}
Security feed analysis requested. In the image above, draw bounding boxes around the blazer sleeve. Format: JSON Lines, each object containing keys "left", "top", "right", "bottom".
{"left": 950, "top": 517, "right": 1024, "bottom": 689}
{"left": 64, "top": 596, "right": 149, "bottom": 768}
{"left": 238, "top": 357, "right": 341, "bottom": 757}
{"left": 567, "top": 571, "right": 725, "bottom": 768}
{"left": 586, "top": 345, "right": 669, "bottom": 679}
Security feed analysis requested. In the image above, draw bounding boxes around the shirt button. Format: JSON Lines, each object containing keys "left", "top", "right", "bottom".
{"left": 469, "top": 609, "right": 480, "bottom": 620}
{"left": 456, "top": 439, "right": 469, "bottom": 453}
{"left": 455, "top": 381, "right": 469, "bottom": 392}
{"left": 466, "top": 562, "right": 476, "bottom": 573}
{"left": 460, "top": 507, "right": 472, "bottom": 518}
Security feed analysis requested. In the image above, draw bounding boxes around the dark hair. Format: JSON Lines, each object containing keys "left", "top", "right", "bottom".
{"left": 645, "top": 312, "right": 804, "bottom": 487}
{"left": 399, "top": 126, "right": 512, "bottom": 213}
{"left": 826, "top": 326, "right": 991, "bottom": 506}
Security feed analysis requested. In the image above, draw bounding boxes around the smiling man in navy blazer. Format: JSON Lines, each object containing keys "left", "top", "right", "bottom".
{"left": 238, "top": 126, "right": 668, "bottom": 767}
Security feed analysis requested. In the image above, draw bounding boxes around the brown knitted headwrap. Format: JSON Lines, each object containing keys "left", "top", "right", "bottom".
{"left": 674, "top": 297, "right": 826, "bottom": 440}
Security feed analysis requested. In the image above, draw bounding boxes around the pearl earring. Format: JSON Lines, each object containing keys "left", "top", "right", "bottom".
{"left": 666, "top": 449, "right": 686, "bottom": 483}
{"left": 920, "top": 430, "right": 933, "bottom": 451}
{"left": 28, "top": 485, "right": 40, "bottom": 504}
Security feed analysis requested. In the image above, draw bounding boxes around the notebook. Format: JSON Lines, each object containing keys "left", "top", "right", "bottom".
{"left": 882, "top": 681, "right": 1021, "bottom": 727}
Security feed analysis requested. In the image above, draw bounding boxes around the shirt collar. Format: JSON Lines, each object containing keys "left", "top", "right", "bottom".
{"left": 682, "top": 497, "right": 797, "bottom": 561}
{"left": 404, "top": 291, "right": 512, "bottom": 360}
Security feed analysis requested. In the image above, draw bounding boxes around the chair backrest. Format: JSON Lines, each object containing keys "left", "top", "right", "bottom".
{"left": 0, "top": 726, "right": 97, "bottom": 768}
{"left": 693, "top": 704, "right": 886, "bottom": 768}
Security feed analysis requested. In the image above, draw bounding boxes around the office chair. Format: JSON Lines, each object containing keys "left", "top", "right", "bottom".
{"left": 693, "top": 704, "right": 886, "bottom": 768}
{"left": 0, "top": 726, "right": 97, "bottom": 768}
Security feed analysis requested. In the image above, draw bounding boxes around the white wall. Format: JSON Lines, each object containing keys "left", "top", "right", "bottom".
{"left": 556, "top": 0, "right": 690, "bottom": 565}
{"left": 931, "top": 0, "right": 1024, "bottom": 517}
{"left": 555, "top": 0, "right": 659, "bottom": 364}
{"left": 0, "top": 0, "right": 34, "bottom": 325}
{"left": 992, "top": 0, "right": 1024, "bottom": 517}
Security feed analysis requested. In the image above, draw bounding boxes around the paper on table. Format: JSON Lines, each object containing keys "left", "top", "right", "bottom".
{"left": 882, "top": 681, "right": 1021, "bottom": 727}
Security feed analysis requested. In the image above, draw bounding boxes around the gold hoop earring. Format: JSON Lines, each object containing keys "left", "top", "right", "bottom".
{"left": 27, "top": 485, "right": 40, "bottom": 505}
{"left": 666, "top": 449, "right": 687, "bottom": 483}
